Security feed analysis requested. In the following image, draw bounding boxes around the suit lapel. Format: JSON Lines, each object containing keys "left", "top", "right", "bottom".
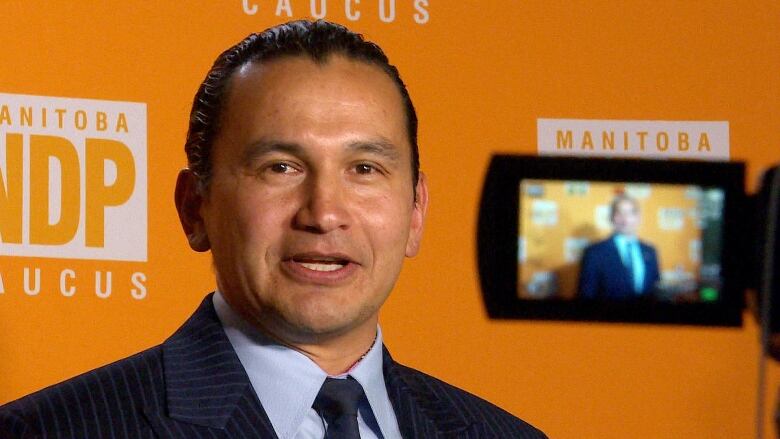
{"left": 143, "top": 294, "right": 278, "bottom": 438}
{"left": 382, "top": 347, "right": 479, "bottom": 438}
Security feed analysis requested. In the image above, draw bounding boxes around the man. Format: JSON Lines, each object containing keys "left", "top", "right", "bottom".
{"left": 578, "top": 194, "right": 660, "bottom": 300}
{"left": 1, "top": 20, "right": 545, "bottom": 438}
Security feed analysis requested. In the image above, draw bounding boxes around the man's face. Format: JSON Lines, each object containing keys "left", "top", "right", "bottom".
{"left": 611, "top": 199, "right": 640, "bottom": 236}
{"left": 177, "top": 55, "right": 427, "bottom": 344}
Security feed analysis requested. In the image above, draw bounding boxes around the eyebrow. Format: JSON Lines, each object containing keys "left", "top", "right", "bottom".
{"left": 241, "top": 138, "right": 402, "bottom": 163}
{"left": 346, "top": 138, "right": 402, "bottom": 162}
{"left": 242, "top": 140, "right": 301, "bottom": 161}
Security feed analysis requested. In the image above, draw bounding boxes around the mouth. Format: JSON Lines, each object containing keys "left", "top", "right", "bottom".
{"left": 293, "top": 256, "right": 350, "bottom": 272}
{"left": 283, "top": 252, "right": 358, "bottom": 284}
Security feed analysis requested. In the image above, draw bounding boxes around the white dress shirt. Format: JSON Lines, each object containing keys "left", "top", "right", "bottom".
{"left": 212, "top": 292, "right": 402, "bottom": 439}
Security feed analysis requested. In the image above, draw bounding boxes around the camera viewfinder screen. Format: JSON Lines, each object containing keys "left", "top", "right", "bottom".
{"left": 518, "top": 180, "right": 725, "bottom": 303}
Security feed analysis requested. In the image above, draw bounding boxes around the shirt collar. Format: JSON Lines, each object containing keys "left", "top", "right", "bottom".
{"left": 212, "top": 291, "right": 396, "bottom": 439}
{"left": 613, "top": 233, "right": 637, "bottom": 246}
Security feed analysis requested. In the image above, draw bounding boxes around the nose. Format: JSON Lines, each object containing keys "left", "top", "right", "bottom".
{"left": 293, "top": 172, "right": 351, "bottom": 234}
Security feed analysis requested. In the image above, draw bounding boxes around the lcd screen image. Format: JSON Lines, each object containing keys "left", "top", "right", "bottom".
{"left": 518, "top": 180, "right": 724, "bottom": 303}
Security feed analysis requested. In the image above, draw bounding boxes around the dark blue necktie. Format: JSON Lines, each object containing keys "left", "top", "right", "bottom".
{"left": 313, "top": 377, "right": 365, "bottom": 439}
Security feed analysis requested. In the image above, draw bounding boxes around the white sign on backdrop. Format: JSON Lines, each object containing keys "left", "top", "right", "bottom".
{"left": 537, "top": 118, "right": 729, "bottom": 160}
{"left": 0, "top": 93, "right": 147, "bottom": 262}
{"left": 531, "top": 199, "right": 559, "bottom": 226}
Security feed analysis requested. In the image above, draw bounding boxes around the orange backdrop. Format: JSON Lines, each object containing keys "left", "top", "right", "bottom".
{"left": 2, "top": 2, "right": 779, "bottom": 438}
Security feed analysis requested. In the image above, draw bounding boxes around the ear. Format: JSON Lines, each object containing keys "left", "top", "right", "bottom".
{"left": 174, "top": 169, "right": 211, "bottom": 252}
{"left": 405, "top": 172, "right": 429, "bottom": 257}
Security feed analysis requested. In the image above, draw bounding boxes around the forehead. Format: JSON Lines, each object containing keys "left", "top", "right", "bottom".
{"left": 615, "top": 199, "right": 638, "bottom": 212}
{"left": 216, "top": 55, "right": 408, "bottom": 148}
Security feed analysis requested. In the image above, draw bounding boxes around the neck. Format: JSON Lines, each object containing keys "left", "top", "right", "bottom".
{"left": 257, "top": 314, "right": 379, "bottom": 376}
{"left": 292, "top": 327, "right": 377, "bottom": 375}
{"left": 216, "top": 292, "right": 379, "bottom": 376}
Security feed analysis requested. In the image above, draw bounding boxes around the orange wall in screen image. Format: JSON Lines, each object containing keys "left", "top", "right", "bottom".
{"left": 519, "top": 180, "right": 707, "bottom": 300}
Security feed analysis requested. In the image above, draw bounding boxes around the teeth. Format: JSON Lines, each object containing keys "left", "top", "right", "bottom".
{"left": 299, "top": 262, "right": 345, "bottom": 272}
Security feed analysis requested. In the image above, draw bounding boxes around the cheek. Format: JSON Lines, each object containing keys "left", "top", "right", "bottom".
{"left": 359, "top": 196, "right": 413, "bottom": 251}
{"left": 206, "top": 187, "right": 286, "bottom": 254}
{"left": 233, "top": 196, "right": 293, "bottom": 253}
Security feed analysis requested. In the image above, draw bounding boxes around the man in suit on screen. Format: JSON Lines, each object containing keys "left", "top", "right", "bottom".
{"left": 578, "top": 194, "right": 661, "bottom": 300}
{"left": 0, "top": 20, "right": 545, "bottom": 438}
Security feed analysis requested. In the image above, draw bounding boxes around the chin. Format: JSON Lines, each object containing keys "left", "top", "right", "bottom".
{"left": 283, "top": 308, "right": 375, "bottom": 339}
{"left": 278, "top": 322, "right": 353, "bottom": 344}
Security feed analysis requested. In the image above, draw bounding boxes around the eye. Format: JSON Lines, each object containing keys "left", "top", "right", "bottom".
{"left": 354, "top": 163, "right": 376, "bottom": 175}
{"left": 268, "top": 162, "right": 297, "bottom": 174}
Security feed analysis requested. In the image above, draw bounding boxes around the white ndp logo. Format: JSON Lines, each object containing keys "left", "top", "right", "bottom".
{"left": 0, "top": 93, "right": 147, "bottom": 262}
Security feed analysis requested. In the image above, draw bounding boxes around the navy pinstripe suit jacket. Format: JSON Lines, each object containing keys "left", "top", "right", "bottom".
{"left": 0, "top": 294, "right": 546, "bottom": 438}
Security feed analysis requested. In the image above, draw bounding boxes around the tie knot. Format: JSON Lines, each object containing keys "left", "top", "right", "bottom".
{"left": 313, "top": 377, "right": 365, "bottom": 418}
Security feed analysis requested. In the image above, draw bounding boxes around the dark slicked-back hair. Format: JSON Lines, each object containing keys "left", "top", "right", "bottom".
{"left": 184, "top": 19, "right": 419, "bottom": 189}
